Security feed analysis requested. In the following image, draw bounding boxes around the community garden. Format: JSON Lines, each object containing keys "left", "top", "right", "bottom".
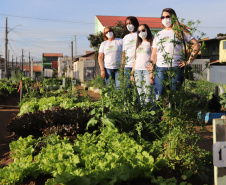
{"left": 1, "top": 18, "right": 226, "bottom": 185}
{"left": 0, "top": 67, "right": 226, "bottom": 185}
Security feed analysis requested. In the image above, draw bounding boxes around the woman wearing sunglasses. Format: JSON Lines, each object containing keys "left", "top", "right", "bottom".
{"left": 150, "top": 8, "right": 200, "bottom": 101}
{"left": 131, "top": 24, "right": 153, "bottom": 105}
{"left": 122, "top": 16, "right": 139, "bottom": 87}
{"left": 98, "top": 26, "right": 123, "bottom": 89}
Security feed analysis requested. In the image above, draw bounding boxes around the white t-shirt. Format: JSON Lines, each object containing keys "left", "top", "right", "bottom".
{"left": 152, "top": 29, "right": 194, "bottom": 67}
{"left": 99, "top": 38, "right": 123, "bottom": 69}
{"left": 134, "top": 41, "right": 152, "bottom": 71}
{"left": 123, "top": 32, "right": 137, "bottom": 68}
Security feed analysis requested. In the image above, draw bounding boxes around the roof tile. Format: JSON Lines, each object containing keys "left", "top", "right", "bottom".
{"left": 96, "top": 15, "right": 163, "bottom": 29}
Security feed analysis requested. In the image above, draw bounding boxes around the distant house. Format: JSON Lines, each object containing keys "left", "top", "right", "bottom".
{"left": 95, "top": 15, "right": 163, "bottom": 35}
{"left": 42, "top": 53, "right": 63, "bottom": 71}
{"left": 58, "top": 51, "right": 96, "bottom": 82}
{"left": 22, "top": 64, "right": 42, "bottom": 79}
{"left": 197, "top": 36, "right": 226, "bottom": 84}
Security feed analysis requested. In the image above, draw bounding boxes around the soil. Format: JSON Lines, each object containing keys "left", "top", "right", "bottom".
{"left": 0, "top": 87, "right": 214, "bottom": 184}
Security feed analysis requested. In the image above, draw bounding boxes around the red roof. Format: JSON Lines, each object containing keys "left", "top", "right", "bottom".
{"left": 210, "top": 60, "right": 220, "bottom": 64}
{"left": 43, "top": 53, "right": 63, "bottom": 57}
{"left": 96, "top": 15, "right": 163, "bottom": 29}
{"left": 23, "top": 66, "right": 42, "bottom": 72}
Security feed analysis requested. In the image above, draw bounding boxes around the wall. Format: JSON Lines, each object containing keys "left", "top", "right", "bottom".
{"left": 95, "top": 16, "right": 105, "bottom": 34}
{"left": 219, "top": 39, "right": 226, "bottom": 62}
{"left": 209, "top": 65, "right": 226, "bottom": 84}
{"left": 191, "top": 59, "right": 210, "bottom": 80}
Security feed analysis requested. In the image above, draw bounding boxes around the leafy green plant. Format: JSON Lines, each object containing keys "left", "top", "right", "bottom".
{"left": 220, "top": 93, "right": 226, "bottom": 108}
{"left": 1, "top": 128, "right": 158, "bottom": 184}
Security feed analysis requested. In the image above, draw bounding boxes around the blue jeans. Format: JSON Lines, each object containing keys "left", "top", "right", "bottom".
{"left": 134, "top": 70, "right": 153, "bottom": 105}
{"left": 105, "top": 68, "right": 120, "bottom": 90}
{"left": 154, "top": 66, "right": 184, "bottom": 100}
{"left": 125, "top": 67, "right": 132, "bottom": 88}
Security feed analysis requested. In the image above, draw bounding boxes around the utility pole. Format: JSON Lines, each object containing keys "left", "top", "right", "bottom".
{"left": 29, "top": 52, "right": 30, "bottom": 77}
{"left": 5, "top": 17, "right": 8, "bottom": 78}
{"left": 31, "top": 58, "right": 33, "bottom": 79}
{"left": 75, "top": 35, "right": 77, "bottom": 58}
{"left": 16, "top": 56, "right": 17, "bottom": 69}
{"left": 12, "top": 55, "right": 14, "bottom": 69}
{"left": 71, "top": 41, "right": 73, "bottom": 60}
{"left": 22, "top": 49, "right": 24, "bottom": 76}
{"left": 8, "top": 50, "right": 10, "bottom": 73}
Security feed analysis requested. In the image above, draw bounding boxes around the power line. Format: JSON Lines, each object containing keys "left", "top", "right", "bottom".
{"left": 0, "top": 13, "right": 94, "bottom": 25}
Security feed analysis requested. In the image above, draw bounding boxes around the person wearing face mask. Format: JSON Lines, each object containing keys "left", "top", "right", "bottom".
{"left": 122, "top": 16, "right": 139, "bottom": 87}
{"left": 150, "top": 8, "right": 200, "bottom": 101}
{"left": 131, "top": 24, "right": 153, "bottom": 105}
{"left": 98, "top": 26, "right": 123, "bottom": 89}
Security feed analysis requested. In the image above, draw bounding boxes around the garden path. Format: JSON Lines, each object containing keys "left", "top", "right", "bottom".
{"left": 0, "top": 94, "right": 20, "bottom": 167}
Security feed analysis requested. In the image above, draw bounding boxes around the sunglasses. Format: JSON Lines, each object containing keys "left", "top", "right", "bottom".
{"left": 105, "top": 31, "right": 111, "bottom": 34}
{"left": 138, "top": 29, "right": 146, "bottom": 33}
{"left": 161, "top": 15, "right": 171, "bottom": 19}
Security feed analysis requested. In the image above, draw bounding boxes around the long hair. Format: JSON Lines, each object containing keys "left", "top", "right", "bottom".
{"left": 136, "top": 24, "right": 153, "bottom": 50}
{"left": 161, "top": 8, "right": 190, "bottom": 41}
{"left": 103, "top": 26, "right": 115, "bottom": 41}
{"left": 125, "top": 16, "right": 139, "bottom": 32}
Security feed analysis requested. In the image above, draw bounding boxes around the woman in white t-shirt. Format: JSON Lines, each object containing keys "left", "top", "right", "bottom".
{"left": 122, "top": 16, "right": 139, "bottom": 87}
{"left": 150, "top": 8, "right": 200, "bottom": 101}
{"left": 98, "top": 26, "right": 123, "bottom": 89}
{"left": 131, "top": 24, "right": 153, "bottom": 105}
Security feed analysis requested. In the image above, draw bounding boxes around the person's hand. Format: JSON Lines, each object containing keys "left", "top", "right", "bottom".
{"left": 101, "top": 70, "right": 105, "bottom": 79}
{"left": 130, "top": 75, "right": 135, "bottom": 82}
{"left": 149, "top": 72, "right": 154, "bottom": 84}
{"left": 178, "top": 61, "right": 190, "bottom": 68}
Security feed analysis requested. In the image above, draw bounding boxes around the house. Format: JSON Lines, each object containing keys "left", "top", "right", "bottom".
{"left": 95, "top": 15, "right": 163, "bottom": 35}
{"left": 58, "top": 56, "right": 74, "bottom": 78}
{"left": 42, "top": 53, "right": 63, "bottom": 71}
{"left": 73, "top": 51, "right": 96, "bottom": 82}
{"left": 197, "top": 36, "right": 226, "bottom": 84}
{"left": 58, "top": 51, "right": 95, "bottom": 82}
{"left": 22, "top": 64, "right": 42, "bottom": 79}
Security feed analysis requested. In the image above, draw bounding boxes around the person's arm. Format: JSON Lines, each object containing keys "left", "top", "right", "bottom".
{"left": 98, "top": 53, "right": 105, "bottom": 79}
{"left": 121, "top": 51, "right": 126, "bottom": 68}
{"left": 178, "top": 37, "right": 201, "bottom": 68}
{"left": 130, "top": 60, "right": 136, "bottom": 82}
{"left": 187, "top": 38, "right": 200, "bottom": 64}
{"left": 149, "top": 47, "right": 157, "bottom": 84}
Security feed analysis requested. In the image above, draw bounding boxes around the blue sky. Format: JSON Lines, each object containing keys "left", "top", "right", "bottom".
{"left": 0, "top": 0, "right": 225, "bottom": 61}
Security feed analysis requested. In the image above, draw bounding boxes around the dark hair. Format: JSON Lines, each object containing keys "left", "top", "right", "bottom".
{"left": 136, "top": 24, "right": 153, "bottom": 50}
{"left": 125, "top": 16, "right": 139, "bottom": 32}
{"left": 103, "top": 26, "right": 115, "bottom": 41}
{"left": 161, "top": 8, "right": 189, "bottom": 40}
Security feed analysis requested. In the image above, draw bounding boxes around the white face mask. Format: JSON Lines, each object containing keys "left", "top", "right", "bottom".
{"left": 139, "top": 31, "right": 147, "bottom": 39}
{"left": 127, "top": 24, "right": 134, "bottom": 32}
{"left": 106, "top": 31, "right": 114, "bottom": 39}
{"left": 162, "top": 18, "right": 172, "bottom": 28}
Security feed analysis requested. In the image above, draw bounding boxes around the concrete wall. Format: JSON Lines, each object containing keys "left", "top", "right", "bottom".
{"left": 209, "top": 65, "right": 226, "bottom": 84}
{"left": 191, "top": 59, "right": 210, "bottom": 80}
{"left": 0, "top": 69, "right": 4, "bottom": 80}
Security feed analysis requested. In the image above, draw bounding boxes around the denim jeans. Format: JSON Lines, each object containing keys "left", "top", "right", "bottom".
{"left": 105, "top": 68, "right": 120, "bottom": 90}
{"left": 154, "top": 66, "right": 184, "bottom": 101}
{"left": 125, "top": 67, "right": 132, "bottom": 88}
{"left": 134, "top": 70, "right": 152, "bottom": 105}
